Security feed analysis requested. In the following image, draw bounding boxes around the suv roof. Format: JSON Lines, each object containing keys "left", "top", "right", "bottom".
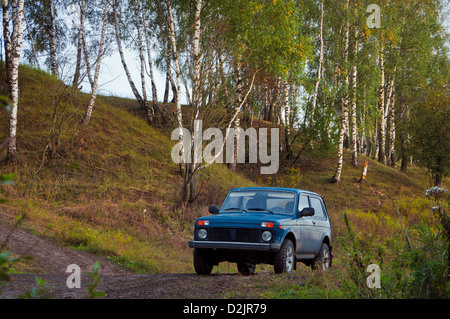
{"left": 230, "top": 187, "right": 323, "bottom": 199}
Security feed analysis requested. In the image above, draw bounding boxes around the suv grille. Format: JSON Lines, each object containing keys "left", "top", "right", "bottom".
{"left": 208, "top": 227, "right": 261, "bottom": 243}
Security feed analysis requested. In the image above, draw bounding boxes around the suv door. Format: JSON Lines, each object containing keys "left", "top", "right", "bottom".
{"left": 296, "top": 194, "right": 317, "bottom": 254}
{"left": 309, "top": 196, "right": 329, "bottom": 254}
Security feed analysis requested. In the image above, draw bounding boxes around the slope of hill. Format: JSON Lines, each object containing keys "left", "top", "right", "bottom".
{"left": 0, "top": 65, "right": 255, "bottom": 274}
{"left": 0, "top": 66, "right": 447, "bottom": 298}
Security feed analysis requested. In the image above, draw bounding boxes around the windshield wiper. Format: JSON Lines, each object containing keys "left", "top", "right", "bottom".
{"left": 223, "top": 208, "right": 247, "bottom": 213}
{"left": 247, "top": 208, "right": 274, "bottom": 214}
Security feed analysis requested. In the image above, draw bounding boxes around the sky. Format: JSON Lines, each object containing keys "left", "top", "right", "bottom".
{"left": 87, "top": 48, "right": 185, "bottom": 103}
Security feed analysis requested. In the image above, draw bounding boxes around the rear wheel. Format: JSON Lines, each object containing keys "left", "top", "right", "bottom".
{"left": 193, "top": 248, "right": 214, "bottom": 275}
{"left": 311, "top": 243, "right": 331, "bottom": 271}
{"left": 237, "top": 262, "right": 256, "bottom": 275}
{"left": 274, "top": 239, "right": 295, "bottom": 274}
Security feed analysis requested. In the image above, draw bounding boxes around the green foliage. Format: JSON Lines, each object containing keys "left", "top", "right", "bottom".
{"left": 84, "top": 261, "right": 105, "bottom": 299}
{"left": 218, "top": 0, "right": 310, "bottom": 79}
{"left": 406, "top": 220, "right": 449, "bottom": 298}
{"left": 0, "top": 252, "right": 20, "bottom": 282}
{"left": 19, "top": 277, "right": 51, "bottom": 299}
{"left": 339, "top": 191, "right": 449, "bottom": 299}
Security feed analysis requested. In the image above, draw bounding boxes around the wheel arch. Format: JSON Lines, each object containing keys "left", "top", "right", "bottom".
{"left": 283, "top": 231, "right": 297, "bottom": 250}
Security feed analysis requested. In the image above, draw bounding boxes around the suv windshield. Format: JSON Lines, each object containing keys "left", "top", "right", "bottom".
{"left": 221, "top": 190, "right": 296, "bottom": 215}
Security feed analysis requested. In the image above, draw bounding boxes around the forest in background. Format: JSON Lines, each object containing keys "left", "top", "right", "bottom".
{"left": 1, "top": 1, "right": 449, "bottom": 205}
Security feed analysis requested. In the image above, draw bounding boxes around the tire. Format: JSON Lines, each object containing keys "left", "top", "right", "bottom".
{"left": 193, "top": 248, "right": 213, "bottom": 275}
{"left": 237, "top": 262, "right": 256, "bottom": 275}
{"left": 274, "top": 239, "right": 295, "bottom": 274}
{"left": 311, "top": 243, "right": 331, "bottom": 271}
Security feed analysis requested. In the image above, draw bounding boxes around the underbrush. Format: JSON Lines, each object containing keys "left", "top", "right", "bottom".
{"left": 337, "top": 187, "right": 449, "bottom": 298}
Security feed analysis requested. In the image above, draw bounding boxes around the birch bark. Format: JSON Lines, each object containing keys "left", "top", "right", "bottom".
{"left": 81, "top": 0, "right": 93, "bottom": 88}
{"left": 166, "top": 0, "right": 185, "bottom": 174}
{"left": 73, "top": 0, "right": 86, "bottom": 87}
{"left": 331, "top": 0, "right": 349, "bottom": 183}
{"left": 184, "top": 0, "right": 203, "bottom": 202}
{"left": 378, "top": 44, "right": 386, "bottom": 164}
{"left": 134, "top": 0, "right": 153, "bottom": 123}
{"left": 112, "top": 0, "right": 146, "bottom": 112}
{"left": 351, "top": 27, "right": 359, "bottom": 168}
{"left": 3, "top": 0, "right": 25, "bottom": 163}
{"left": 48, "top": 0, "right": 58, "bottom": 78}
{"left": 82, "top": 0, "right": 109, "bottom": 126}
{"left": 388, "top": 81, "right": 396, "bottom": 167}
{"left": 142, "top": 3, "right": 162, "bottom": 120}
{"left": 310, "top": 0, "right": 324, "bottom": 126}
{"left": 284, "top": 82, "right": 291, "bottom": 157}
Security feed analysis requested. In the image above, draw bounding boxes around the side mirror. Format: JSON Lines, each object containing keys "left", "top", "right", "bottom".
{"left": 208, "top": 205, "right": 219, "bottom": 214}
{"left": 298, "top": 207, "right": 315, "bottom": 218}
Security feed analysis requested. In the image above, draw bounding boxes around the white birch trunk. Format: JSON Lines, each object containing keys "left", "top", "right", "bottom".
{"left": 48, "top": 0, "right": 58, "bottom": 78}
{"left": 360, "top": 90, "right": 366, "bottom": 154}
{"left": 3, "top": 0, "right": 25, "bottom": 163}
{"left": 374, "top": 117, "right": 379, "bottom": 160}
{"left": 284, "top": 82, "right": 291, "bottom": 154}
{"left": 351, "top": 28, "right": 359, "bottom": 167}
{"left": 80, "top": 0, "right": 93, "bottom": 88}
{"left": 167, "top": 0, "right": 185, "bottom": 173}
{"left": 82, "top": 0, "right": 109, "bottom": 126}
{"left": 378, "top": 44, "right": 386, "bottom": 164}
{"left": 389, "top": 81, "right": 396, "bottom": 167}
{"left": 331, "top": 0, "right": 349, "bottom": 183}
{"left": 112, "top": 0, "right": 146, "bottom": 111}
{"left": 134, "top": 0, "right": 153, "bottom": 123}
{"left": 191, "top": 0, "right": 202, "bottom": 117}
{"left": 230, "top": 59, "right": 243, "bottom": 172}
{"left": 310, "top": 0, "right": 324, "bottom": 126}
{"left": 142, "top": 4, "right": 161, "bottom": 120}
{"left": 184, "top": 0, "right": 203, "bottom": 201}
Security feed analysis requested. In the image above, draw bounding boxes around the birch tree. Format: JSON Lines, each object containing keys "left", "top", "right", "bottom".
{"left": 141, "top": 2, "right": 162, "bottom": 121}
{"left": 377, "top": 43, "right": 387, "bottom": 165}
{"left": 350, "top": 23, "right": 359, "bottom": 168}
{"left": 134, "top": 0, "right": 153, "bottom": 122}
{"left": 82, "top": 0, "right": 109, "bottom": 126}
{"left": 331, "top": 0, "right": 350, "bottom": 183}
{"left": 48, "top": 0, "right": 58, "bottom": 77}
{"left": 23, "top": 0, "right": 65, "bottom": 79}
{"left": 2, "top": 0, "right": 25, "bottom": 163}
{"left": 165, "top": 0, "right": 185, "bottom": 174}
{"left": 310, "top": 0, "right": 324, "bottom": 126}
{"left": 72, "top": 0, "right": 85, "bottom": 87}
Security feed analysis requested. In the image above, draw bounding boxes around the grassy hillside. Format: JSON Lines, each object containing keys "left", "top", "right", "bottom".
{"left": 1, "top": 66, "right": 448, "bottom": 297}
{"left": 0, "top": 65, "right": 255, "bottom": 273}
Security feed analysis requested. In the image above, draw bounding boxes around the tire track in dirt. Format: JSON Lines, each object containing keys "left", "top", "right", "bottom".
{"left": 0, "top": 221, "right": 306, "bottom": 299}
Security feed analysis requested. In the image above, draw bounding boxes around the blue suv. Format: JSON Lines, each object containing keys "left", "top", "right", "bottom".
{"left": 189, "top": 187, "right": 332, "bottom": 275}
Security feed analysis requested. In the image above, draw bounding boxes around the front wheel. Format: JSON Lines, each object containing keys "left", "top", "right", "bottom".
{"left": 274, "top": 239, "right": 295, "bottom": 274}
{"left": 193, "top": 248, "right": 214, "bottom": 275}
{"left": 311, "top": 243, "right": 331, "bottom": 271}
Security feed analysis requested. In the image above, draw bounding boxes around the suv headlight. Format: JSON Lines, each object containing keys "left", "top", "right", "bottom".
{"left": 198, "top": 228, "right": 207, "bottom": 239}
{"left": 262, "top": 230, "right": 272, "bottom": 242}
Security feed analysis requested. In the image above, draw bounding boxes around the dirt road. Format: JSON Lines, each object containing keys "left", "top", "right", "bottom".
{"left": 0, "top": 222, "right": 305, "bottom": 299}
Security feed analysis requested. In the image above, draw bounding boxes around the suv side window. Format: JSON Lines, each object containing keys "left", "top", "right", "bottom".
{"left": 298, "top": 195, "right": 309, "bottom": 211}
{"left": 310, "top": 197, "right": 325, "bottom": 219}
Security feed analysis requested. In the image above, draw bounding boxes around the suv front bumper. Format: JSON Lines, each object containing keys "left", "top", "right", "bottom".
{"left": 188, "top": 240, "right": 281, "bottom": 251}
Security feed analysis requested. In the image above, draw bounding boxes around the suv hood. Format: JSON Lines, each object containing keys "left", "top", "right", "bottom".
{"left": 198, "top": 212, "right": 291, "bottom": 227}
